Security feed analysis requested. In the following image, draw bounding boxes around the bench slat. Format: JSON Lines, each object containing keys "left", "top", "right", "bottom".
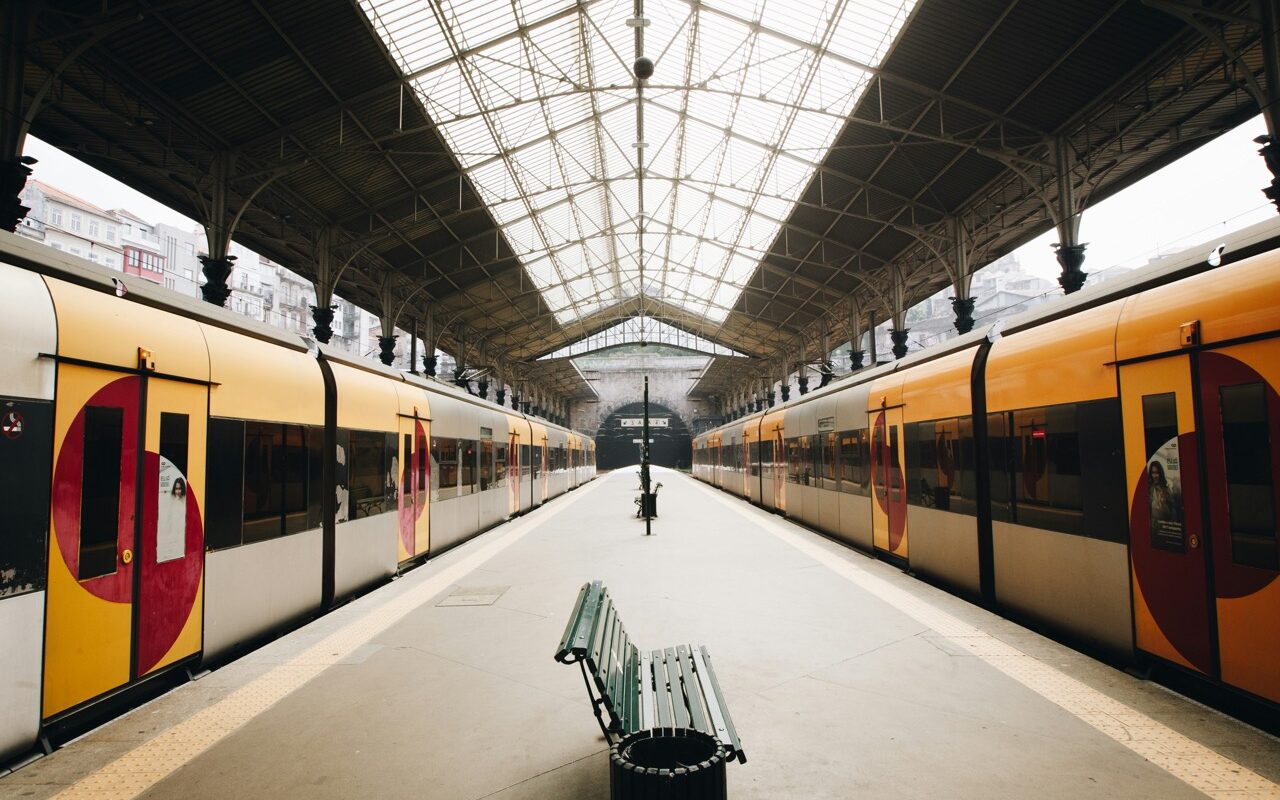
{"left": 639, "top": 650, "right": 655, "bottom": 729}
{"left": 597, "top": 605, "right": 619, "bottom": 692}
{"left": 693, "top": 646, "right": 745, "bottom": 764}
{"left": 677, "top": 644, "right": 710, "bottom": 737}
{"left": 664, "top": 647, "right": 691, "bottom": 730}
{"left": 622, "top": 644, "right": 639, "bottom": 732}
{"left": 651, "top": 649, "right": 672, "bottom": 729}
{"left": 588, "top": 598, "right": 614, "bottom": 677}
{"left": 607, "top": 627, "right": 629, "bottom": 719}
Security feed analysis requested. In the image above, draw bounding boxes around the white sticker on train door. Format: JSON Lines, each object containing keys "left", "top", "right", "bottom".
{"left": 156, "top": 455, "right": 187, "bottom": 562}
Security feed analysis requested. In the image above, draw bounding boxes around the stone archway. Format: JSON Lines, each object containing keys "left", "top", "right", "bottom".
{"left": 595, "top": 402, "right": 693, "bottom": 470}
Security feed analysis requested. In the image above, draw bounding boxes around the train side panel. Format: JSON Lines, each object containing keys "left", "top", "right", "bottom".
{"left": 900, "top": 347, "right": 981, "bottom": 597}
{"left": 985, "top": 301, "right": 1132, "bottom": 659}
{"left": 834, "top": 383, "right": 873, "bottom": 551}
{"left": 0, "top": 262, "right": 57, "bottom": 759}
{"left": 328, "top": 360, "right": 400, "bottom": 596}
{"left": 202, "top": 325, "right": 325, "bottom": 662}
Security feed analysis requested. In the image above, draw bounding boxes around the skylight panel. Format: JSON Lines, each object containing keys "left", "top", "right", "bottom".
{"left": 359, "top": 0, "right": 917, "bottom": 327}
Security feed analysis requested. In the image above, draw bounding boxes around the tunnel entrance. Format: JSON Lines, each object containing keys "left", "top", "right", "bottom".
{"left": 596, "top": 402, "right": 693, "bottom": 470}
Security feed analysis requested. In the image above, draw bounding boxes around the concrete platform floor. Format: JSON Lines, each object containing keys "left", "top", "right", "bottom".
{"left": 4, "top": 467, "right": 1279, "bottom": 800}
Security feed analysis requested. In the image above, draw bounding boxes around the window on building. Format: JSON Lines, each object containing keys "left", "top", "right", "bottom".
{"left": 89, "top": 220, "right": 99, "bottom": 237}
{"left": 50, "top": 242, "right": 61, "bottom": 250}
{"left": 106, "top": 225, "right": 117, "bottom": 243}
{"left": 50, "top": 207, "right": 62, "bottom": 226}
{"left": 70, "top": 213, "right": 82, "bottom": 232}
{"left": 70, "top": 247, "right": 81, "bottom": 256}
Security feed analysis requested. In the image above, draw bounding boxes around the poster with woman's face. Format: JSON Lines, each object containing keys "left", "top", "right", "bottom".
{"left": 1147, "top": 436, "right": 1185, "bottom": 552}
{"left": 157, "top": 456, "right": 187, "bottom": 563}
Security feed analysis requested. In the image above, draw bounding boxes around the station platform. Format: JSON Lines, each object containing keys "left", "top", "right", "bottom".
{"left": 3, "top": 467, "right": 1279, "bottom": 800}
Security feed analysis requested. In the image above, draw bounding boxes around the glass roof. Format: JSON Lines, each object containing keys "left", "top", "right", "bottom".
{"left": 539, "top": 317, "right": 746, "bottom": 359}
{"left": 359, "top": 0, "right": 917, "bottom": 325}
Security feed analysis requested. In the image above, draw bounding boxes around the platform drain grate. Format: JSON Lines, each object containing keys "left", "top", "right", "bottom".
{"left": 436, "top": 586, "right": 509, "bottom": 607}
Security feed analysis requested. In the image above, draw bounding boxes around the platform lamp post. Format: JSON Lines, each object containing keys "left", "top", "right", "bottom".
{"left": 639, "top": 375, "right": 656, "bottom": 535}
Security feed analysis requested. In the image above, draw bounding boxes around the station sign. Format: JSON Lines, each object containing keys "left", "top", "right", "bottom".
{"left": 621, "top": 418, "right": 668, "bottom": 428}
{"left": 631, "top": 438, "right": 654, "bottom": 443}
{"left": 818, "top": 417, "right": 835, "bottom": 432}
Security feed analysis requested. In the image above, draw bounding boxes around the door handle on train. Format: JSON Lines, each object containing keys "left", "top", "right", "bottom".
{"left": 121, "top": 549, "right": 133, "bottom": 565}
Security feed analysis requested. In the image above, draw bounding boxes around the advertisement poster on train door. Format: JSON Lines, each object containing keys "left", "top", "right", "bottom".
{"left": 1146, "top": 436, "right": 1185, "bottom": 552}
{"left": 156, "top": 456, "right": 187, "bottom": 562}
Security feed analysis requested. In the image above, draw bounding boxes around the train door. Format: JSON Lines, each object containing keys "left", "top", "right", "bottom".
{"left": 870, "top": 405, "right": 908, "bottom": 560}
{"left": 1196, "top": 346, "right": 1280, "bottom": 704}
{"left": 398, "top": 415, "right": 429, "bottom": 562}
{"left": 45, "top": 367, "right": 207, "bottom": 719}
{"left": 1121, "top": 355, "right": 1214, "bottom": 678}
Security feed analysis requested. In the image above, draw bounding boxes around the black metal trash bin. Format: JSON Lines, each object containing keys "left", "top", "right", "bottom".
{"left": 610, "top": 728, "right": 727, "bottom": 800}
{"left": 640, "top": 491, "right": 658, "bottom": 518}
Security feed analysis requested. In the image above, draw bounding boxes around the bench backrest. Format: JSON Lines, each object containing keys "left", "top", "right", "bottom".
{"left": 555, "top": 581, "right": 637, "bottom": 729}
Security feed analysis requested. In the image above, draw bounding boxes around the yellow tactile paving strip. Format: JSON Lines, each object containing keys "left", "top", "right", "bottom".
{"left": 690, "top": 475, "right": 1280, "bottom": 800}
{"left": 48, "top": 478, "right": 608, "bottom": 800}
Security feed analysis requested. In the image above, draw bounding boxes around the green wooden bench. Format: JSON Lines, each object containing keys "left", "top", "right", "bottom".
{"left": 554, "top": 580, "right": 746, "bottom": 764}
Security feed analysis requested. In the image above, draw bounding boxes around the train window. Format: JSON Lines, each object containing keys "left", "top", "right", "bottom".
{"left": 80, "top": 406, "right": 124, "bottom": 579}
{"left": 495, "top": 443, "right": 507, "bottom": 489}
{"left": 403, "top": 433, "right": 413, "bottom": 507}
{"left": 459, "top": 439, "right": 477, "bottom": 495}
{"left": 1077, "top": 400, "right": 1126, "bottom": 542}
{"left": 160, "top": 413, "right": 189, "bottom": 477}
{"left": 436, "top": 437, "right": 458, "bottom": 500}
{"left": 417, "top": 432, "right": 428, "bottom": 505}
{"left": 750, "top": 441, "right": 761, "bottom": 476}
{"left": 349, "top": 431, "right": 389, "bottom": 518}
{"left": 821, "top": 433, "right": 836, "bottom": 484}
{"left": 1010, "top": 407, "right": 1081, "bottom": 534}
{"left": 283, "top": 425, "right": 308, "bottom": 535}
{"left": 385, "top": 432, "right": 398, "bottom": 508}
{"left": 206, "top": 418, "right": 245, "bottom": 550}
{"left": 242, "top": 422, "right": 284, "bottom": 543}
{"left": 520, "top": 444, "right": 531, "bottom": 477}
{"left": 481, "top": 440, "right": 493, "bottom": 491}
{"left": 993, "top": 401, "right": 1124, "bottom": 540}
{"left": 838, "top": 429, "right": 868, "bottom": 496}
{"left": 987, "top": 412, "right": 1013, "bottom": 522}
{"left": 888, "top": 424, "right": 902, "bottom": 503}
{"left": 0, "top": 398, "right": 52, "bottom": 598}
{"left": 785, "top": 438, "right": 800, "bottom": 484}
{"left": 157, "top": 413, "right": 189, "bottom": 563}
{"left": 335, "top": 429, "right": 351, "bottom": 523}
{"left": 1220, "top": 383, "right": 1278, "bottom": 570}
{"left": 307, "top": 425, "right": 324, "bottom": 530}
{"left": 906, "top": 418, "right": 976, "bottom": 515}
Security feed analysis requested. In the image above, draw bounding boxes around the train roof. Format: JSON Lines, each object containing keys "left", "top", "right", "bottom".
{"left": 697, "top": 215, "right": 1280, "bottom": 440}
{"left": 0, "top": 229, "right": 586, "bottom": 440}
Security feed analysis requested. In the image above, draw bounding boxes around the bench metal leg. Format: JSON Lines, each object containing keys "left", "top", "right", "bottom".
{"left": 579, "top": 661, "right": 615, "bottom": 743}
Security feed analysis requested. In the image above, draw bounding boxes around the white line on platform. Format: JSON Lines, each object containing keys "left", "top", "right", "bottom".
{"left": 684, "top": 473, "right": 1280, "bottom": 800}
{"left": 48, "top": 477, "right": 611, "bottom": 800}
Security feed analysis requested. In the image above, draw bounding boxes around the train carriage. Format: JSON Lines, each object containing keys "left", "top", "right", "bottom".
{"left": 693, "top": 218, "right": 1280, "bottom": 711}
{"left": 0, "top": 229, "right": 595, "bottom": 762}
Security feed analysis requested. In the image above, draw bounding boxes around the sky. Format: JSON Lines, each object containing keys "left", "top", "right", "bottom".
{"left": 20, "top": 113, "right": 1276, "bottom": 298}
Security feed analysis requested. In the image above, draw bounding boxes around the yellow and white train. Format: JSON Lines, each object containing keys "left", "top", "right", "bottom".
{"left": 0, "top": 230, "right": 595, "bottom": 760}
{"left": 695, "top": 219, "right": 1280, "bottom": 713}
